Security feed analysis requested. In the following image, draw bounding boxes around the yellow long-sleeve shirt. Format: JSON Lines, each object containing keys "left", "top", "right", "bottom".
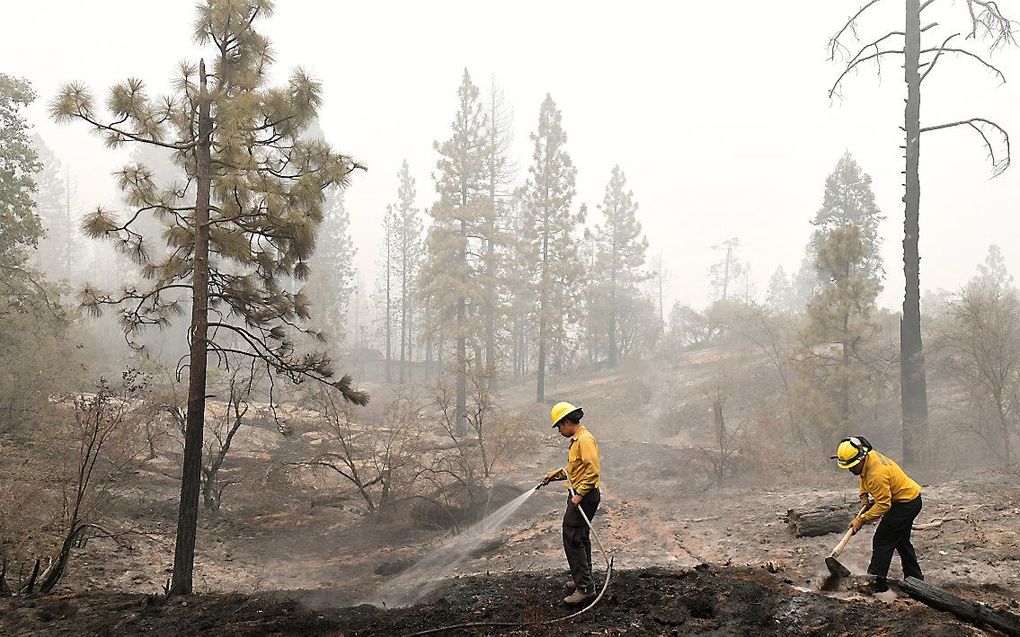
{"left": 858, "top": 451, "right": 921, "bottom": 524}
{"left": 546, "top": 425, "right": 600, "bottom": 496}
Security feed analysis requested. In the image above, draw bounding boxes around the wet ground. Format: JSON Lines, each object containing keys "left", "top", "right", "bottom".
{"left": 0, "top": 565, "right": 988, "bottom": 636}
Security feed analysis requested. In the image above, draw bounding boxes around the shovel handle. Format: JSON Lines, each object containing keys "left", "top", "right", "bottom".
{"left": 829, "top": 504, "right": 869, "bottom": 558}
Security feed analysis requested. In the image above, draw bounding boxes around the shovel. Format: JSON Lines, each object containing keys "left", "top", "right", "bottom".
{"left": 825, "top": 504, "right": 869, "bottom": 577}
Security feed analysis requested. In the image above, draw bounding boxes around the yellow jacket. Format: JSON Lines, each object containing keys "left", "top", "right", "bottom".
{"left": 546, "top": 425, "right": 600, "bottom": 496}
{"left": 858, "top": 451, "right": 921, "bottom": 524}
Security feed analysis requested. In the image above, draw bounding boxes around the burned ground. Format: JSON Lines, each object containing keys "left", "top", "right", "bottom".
{"left": 0, "top": 566, "right": 990, "bottom": 636}
{"left": 2, "top": 360, "right": 1018, "bottom": 635}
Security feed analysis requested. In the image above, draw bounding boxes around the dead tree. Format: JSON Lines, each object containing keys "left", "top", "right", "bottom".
{"left": 1, "top": 375, "right": 142, "bottom": 596}
{"left": 201, "top": 364, "right": 261, "bottom": 511}
{"left": 828, "top": 0, "right": 1015, "bottom": 466}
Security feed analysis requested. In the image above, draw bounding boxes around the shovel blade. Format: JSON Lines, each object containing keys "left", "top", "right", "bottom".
{"left": 825, "top": 555, "right": 851, "bottom": 578}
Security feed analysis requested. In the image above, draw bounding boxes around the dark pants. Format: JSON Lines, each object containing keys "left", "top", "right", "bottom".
{"left": 563, "top": 488, "right": 600, "bottom": 594}
{"left": 868, "top": 495, "right": 923, "bottom": 583}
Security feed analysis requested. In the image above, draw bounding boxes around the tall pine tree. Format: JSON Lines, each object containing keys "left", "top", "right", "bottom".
{"left": 393, "top": 161, "right": 423, "bottom": 383}
{"left": 521, "top": 94, "right": 584, "bottom": 402}
{"left": 52, "top": 0, "right": 366, "bottom": 594}
{"left": 420, "top": 69, "right": 489, "bottom": 433}
{"left": 306, "top": 186, "right": 356, "bottom": 352}
{"left": 593, "top": 165, "right": 648, "bottom": 366}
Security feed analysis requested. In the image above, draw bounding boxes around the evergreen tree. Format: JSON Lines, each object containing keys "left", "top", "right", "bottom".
{"left": 520, "top": 94, "right": 584, "bottom": 402}
{"left": 420, "top": 69, "right": 489, "bottom": 433}
{"left": 306, "top": 186, "right": 356, "bottom": 351}
{"left": 377, "top": 205, "right": 396, "bottom": 383}
{"left": 709, "top": 237, "right": 743, "bottom": 302}
{"left": 30, "top": 138, "right": 82, "bottom": 282}
{"left": 809, "top": 152, "right": 884, "bottom": 288}
{"left": 794, "top": 225, "right": 881, "bottom": 451}
{"left": 766, "top": 265, "right": 795, "bottom": 313}
{"left": 593, "top": 165, "right": 648, "bottom": 366}
{"left": 393, "top": 161, "right": 423, "bottom": 383}
{"left": 0, "top": 74, "right": 43, "bottom": 281}
{"left": 52, "top": 0, "right": 366, "bottom": 594}
{"left": 480, "top": 77, "right": 515, "bottom": 385}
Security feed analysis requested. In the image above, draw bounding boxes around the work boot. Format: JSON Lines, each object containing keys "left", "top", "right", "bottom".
{"left": 563, "top": 589, "right": 595, "bottom": 605}
{"left": 862, "top": 576, "right": 889, "bottom": 594}
{"left": 565, "top": 580, "right": 576, "bottom": 592}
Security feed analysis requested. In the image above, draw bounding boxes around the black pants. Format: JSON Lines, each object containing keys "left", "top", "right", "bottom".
{"left": 562, "top": 488, "right": 600, "bottom": 594}
{"left": 868, "top": 495, "right": 923, "bottom": 582}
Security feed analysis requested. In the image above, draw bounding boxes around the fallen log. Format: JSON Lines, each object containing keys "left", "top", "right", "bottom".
{"left": 900, "top": 577, "right": 1020, "bottom": 637}
{"left": 786, "top": 505, "right": 855, "bottom": 537}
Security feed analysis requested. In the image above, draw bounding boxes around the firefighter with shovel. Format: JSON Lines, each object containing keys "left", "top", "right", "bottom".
{"left": 833, "top": 436, "right": 924, "bottom": 592}
{"left": 539, "top": 402, "right": 601, "bottom": 605}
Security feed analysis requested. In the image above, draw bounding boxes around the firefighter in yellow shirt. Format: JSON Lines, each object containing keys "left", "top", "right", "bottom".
{"left": 833, "top": 436, "right": 923, "bottom": 592}
{"left": 540, "top": 402, "right": 601, "bottom": 605}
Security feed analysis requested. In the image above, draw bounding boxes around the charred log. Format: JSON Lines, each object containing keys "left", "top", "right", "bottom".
{"left": 786, "top": 505, "right": 856, "bottom": 537}
{"left": 900, "top": 577, "right": 1020, "bottom": 636}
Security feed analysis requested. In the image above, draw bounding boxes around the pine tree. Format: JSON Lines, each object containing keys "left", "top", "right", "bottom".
{"left": 766, "top": 265, "right": 795, "bottom": 313}
{"left": 593, "top": 165, "right": 648, "bottom": 366}
{"left": 420, "top": 69, "right": 489, "bottom": 433}
{"left": 520, "top": 94, "right": 584, "bottom": 402}
{"left": 306, "top": 186, "right": 356, "bottom": 351}
{"left": 377, "top": 205, "right": 396, "bottom": 383}
{"left": 52, "top": 0, "right": 366, "bottom": 594}
{"left": 795, "top": 225, "right": 880, "bottom": 451}
{"left": 392, "top": 161, "right": 423, "bottom": 383}
{"left": 480, "top": 76, "right": 515, "bottom": 385}
{"left": 0, "top": 74, "right": 43, "bottom": 281}
{"left": 809, "top": 152, "right": 884, "bottom": 289}
{"left": 710, "top": 238, "right": 743, "bottom": 302}
{"left": 30, "top": 137, "right": 83, "bottom": 282}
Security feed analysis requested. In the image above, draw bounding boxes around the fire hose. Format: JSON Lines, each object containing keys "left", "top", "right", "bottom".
{"left": 405, "top": 478, "right": 615, "bottom": 636}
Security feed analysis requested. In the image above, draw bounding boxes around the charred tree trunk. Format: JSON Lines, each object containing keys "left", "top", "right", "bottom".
{"left": 901, "top": 0, "right": 929, "bottom": 467}
{"left": 786, "top": 505, "right": 856, "bottom": 537}
{"left": 901, "top": 577, "right": 1020, "bottom": 635}
{"left": 170, "top": 59, "right": 213, "bottom": 596}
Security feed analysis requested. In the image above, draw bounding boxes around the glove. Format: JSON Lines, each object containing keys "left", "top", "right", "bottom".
{"left": 849, "top": 517, "right": 864, "bottom": 534}
{"left": 859, "top": 493, "right": 871, "bottom": 508}
{"left": 539, "top": 475, "right": 552, "bottom": 487}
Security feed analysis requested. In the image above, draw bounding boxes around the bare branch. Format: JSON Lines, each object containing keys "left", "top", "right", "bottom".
{"left": 920, "top": 34, "right": 961, "bottom": 83}
{"left": 829, "top": 49, "right": 905, "bottom": 98}
{"left": 921, "top": 117, "right": 1011, "bottom": 175}
{"left": 921, "top": 42, "right": 1007, "bottom": 84}
{"left": 829, "top": 0, "right": 889, "bottom": 61}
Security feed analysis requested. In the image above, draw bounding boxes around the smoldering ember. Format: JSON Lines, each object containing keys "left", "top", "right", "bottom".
{"left": 2, "top": 1, "right": 1020, "bottom": 635}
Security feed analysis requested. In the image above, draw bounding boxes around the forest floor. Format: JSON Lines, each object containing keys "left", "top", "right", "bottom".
{"left": 2, "top": 356, "right": 1019, "bottom": 634}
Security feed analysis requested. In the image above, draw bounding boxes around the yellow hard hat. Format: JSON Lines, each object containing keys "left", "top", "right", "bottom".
{"left": 832, "top": 437, "right": 870, "bottom": 469}
{"left": 550, "top": 401, "right": 581, "bottom": 428}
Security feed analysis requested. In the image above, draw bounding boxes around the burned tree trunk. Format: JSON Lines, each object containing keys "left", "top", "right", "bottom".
{"left": 901, "top": 577, "right": 1020, "bottom": 636}
{"left": 901, "top": 0, "right": 928, "bottom": 468}
{"left": 786, "top": 505, "right": 855, "bottom": 537}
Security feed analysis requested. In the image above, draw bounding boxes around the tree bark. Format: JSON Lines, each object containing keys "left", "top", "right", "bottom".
{"left": 170, "top": 58, "right": 212, "bottom": 596}
{"left": 901, "top": 0, "right": 929, "bottom": 468}
{"left": 900, "top": 577, "right": 1020, "bottom": 635}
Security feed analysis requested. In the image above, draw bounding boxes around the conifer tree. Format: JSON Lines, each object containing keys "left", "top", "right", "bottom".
{"left": 392, "top": 161, "right": 423, "bottom": 383}
{"left": 480, "top": 77, "right": 515, "bottom": 385}
{"left": 30, "top": 138, "right": 81, "bottom": 282}
{"left": 420, "top": 70, "right": 489, "bottom": 432}
{"left": 808, "top": 152, "right": 884, "bottom": 289}
{"left": 520, "top": 94, "right": 584, "bottom": 402}
{"left": 377, "top": 205, "right": 396, "bottom": 383}
{"left": 795, "top": 225, "right": 880, "bottom": 450}
{"left": 306, "top": 186, "right": 356, "bottom": 350}
{"left": 0, "top": 74, "right": 43, "bottom": 282}
{"left": 593, "top": 165, "right": 648, "bottom": 366}
{"left": 52, "top": 0, "right": 366, "bottom": 594}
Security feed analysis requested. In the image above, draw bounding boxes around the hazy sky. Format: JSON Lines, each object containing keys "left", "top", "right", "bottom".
{"left": 4, "top": 1, "right": 1019, "bottom": 312}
